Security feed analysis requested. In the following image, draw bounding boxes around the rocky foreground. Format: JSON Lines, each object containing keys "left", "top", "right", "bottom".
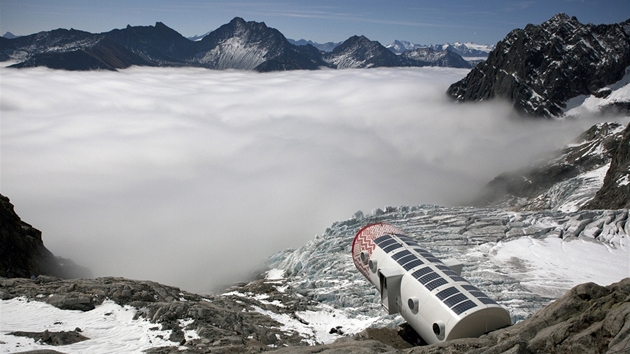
{"left": 1, "top": 274, "right": 629, "bottom": 353}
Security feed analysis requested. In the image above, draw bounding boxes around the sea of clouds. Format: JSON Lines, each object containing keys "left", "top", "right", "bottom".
{"left": 1, "top": 65, "right": 622, "bottom": 292}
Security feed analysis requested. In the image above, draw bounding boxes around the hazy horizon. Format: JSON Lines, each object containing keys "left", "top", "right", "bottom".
{"left": 2, "top": 65, "right": 625, "bottom": 293}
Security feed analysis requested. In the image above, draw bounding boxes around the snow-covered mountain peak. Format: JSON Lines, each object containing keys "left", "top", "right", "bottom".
{"left": 448, "top": 14, "right": 630, "bottom": 117}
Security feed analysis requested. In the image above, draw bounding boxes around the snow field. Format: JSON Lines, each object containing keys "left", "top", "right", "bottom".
{"left": 475, "top": 236, "right": 629, "bottom": 298}
{"left": 0, "top": 298, "right": 180, "bottom": 353}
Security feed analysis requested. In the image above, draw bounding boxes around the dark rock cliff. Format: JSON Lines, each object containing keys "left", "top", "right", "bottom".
{"left": 0, "top": 194, "right": 91, "bottom": 278}
{"left": 583, "top": 122, "right": 630, "bottom": 209}
{"left": 447, "top": 14, "right": 630, "bottom": 117}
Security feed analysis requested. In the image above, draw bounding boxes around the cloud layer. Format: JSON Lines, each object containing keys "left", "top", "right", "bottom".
{"left": 1, "top": 66, "right": 617, "bottom": 292}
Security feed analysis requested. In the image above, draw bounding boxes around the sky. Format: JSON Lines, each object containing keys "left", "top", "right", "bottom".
{"left": 1, "top": 0, "right": 629, "bottom": 45}
{"left": 3, "top": 65, "right": 626, "bottom": 293}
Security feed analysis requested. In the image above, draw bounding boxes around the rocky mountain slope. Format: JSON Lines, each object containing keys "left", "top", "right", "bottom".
{"left": 447, "top": 14, "right": 630, "bottom": 117}
{"left": 474, "top": 121, "right": 629, "bottom": 211}
{"left": 0, "top": 17, "right": 471, "bottom": 71}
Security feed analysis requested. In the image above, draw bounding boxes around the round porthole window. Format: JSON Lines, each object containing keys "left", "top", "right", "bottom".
{"left": 407, "top": 297, "right": 419, "bottom": 314}
{"left": 360, "top": 251, "right": 369, "bottom": 264}
{"left": 432, "top": 321, "right": 445, "bottom": 340}
{"left": 369, "top": 259, "right": 377, "bottom": 273}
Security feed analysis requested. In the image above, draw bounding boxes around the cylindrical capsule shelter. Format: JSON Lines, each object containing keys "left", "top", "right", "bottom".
{"left": 352, "top": 223, "right": 511, "bottom": 344}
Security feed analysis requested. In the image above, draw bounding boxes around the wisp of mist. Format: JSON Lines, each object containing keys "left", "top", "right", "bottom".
{"left": 0, "top": 66, "right": 609, "bottom": 292}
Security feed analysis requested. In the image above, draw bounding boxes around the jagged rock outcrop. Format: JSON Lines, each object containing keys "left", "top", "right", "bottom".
{"left": 583, "top": 121, "right": 630, "bottom": 209}
{"left": 0, "top": 194, "right": 90, "bottom": 279}
{"left": 447, "top": 13, "right": 630, "bottom": 117}
{"left": 474, "top": 121, "right": 627, "bottom": 211}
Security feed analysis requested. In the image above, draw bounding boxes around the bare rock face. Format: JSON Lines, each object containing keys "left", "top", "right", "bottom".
{"left": 1, "top": 194, "right": 64, "bottom": 278}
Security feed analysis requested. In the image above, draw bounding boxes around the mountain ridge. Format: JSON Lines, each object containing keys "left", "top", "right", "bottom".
{"left": 0, "top": 18, "right": 473, "bottom": 71}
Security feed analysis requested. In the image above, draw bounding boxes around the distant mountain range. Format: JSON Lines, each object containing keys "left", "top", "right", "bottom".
{"left": 0, "top": 17, "right": 474, "bottom": 71}
{"left": 386, "top": 40, "right": 494, "bottom": 58}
